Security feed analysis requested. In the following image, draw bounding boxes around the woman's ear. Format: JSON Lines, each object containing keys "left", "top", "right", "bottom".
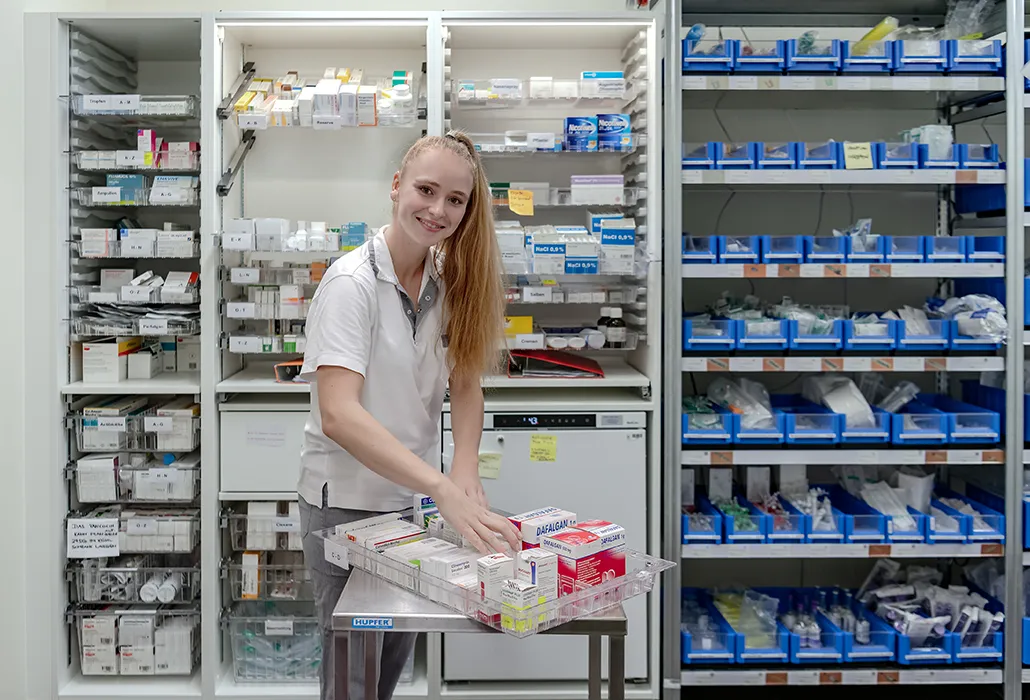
{"left": 390, "top": 171, "right": 401, "bottom": 202}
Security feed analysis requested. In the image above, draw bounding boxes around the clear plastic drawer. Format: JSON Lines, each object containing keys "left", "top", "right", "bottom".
{"left": 72, "top": 94, "right": 199, "bottom": 118}
{"left": 73, "top": 605, "right": 200, "bottom": 676}
{"left": 225, "top": 505, "right": 304, "bottom": 552}
{"left": 70, "top": 555, "right": 200, "bottom": 604}
{"left": 72, "top": 459, "right": 199, "bottom": 504}
{"left": 72, "top": 186, "right": 199, "bottom": 207}
{"left": 74, "top": 411, "right": 200, "bottom": 453}
{"left": 225, "top": 602, "right": 320, "bottom": 683}
{"left": 224, "top": 552, "right": 313, "bottom": 602}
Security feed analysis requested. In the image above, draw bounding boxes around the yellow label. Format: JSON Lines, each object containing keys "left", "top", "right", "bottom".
{"left": 529, "top": 434, "right": 557, "bottom": 462}
{"left": 504, "top": 316, "right": 533, "bottom": 336}
{"left": 478, "top": 453, "right": 502, "bottom": 480}
{"left": 843, "top": 142, "right": 874, "bottom": 170}
{"left": 143, "top": 152, "right": 154, "bottom": 166}
{"left": 508, "top": 189, "right": 534, "bottom": 216}
{"left": 540, "top": 279, "right": 558, "bottom": 287}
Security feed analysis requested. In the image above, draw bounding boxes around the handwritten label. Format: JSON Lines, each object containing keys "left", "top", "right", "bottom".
{"left": 227, "top": 302, "right": 256, "bottom": 318}
{"left": 67, "top": 518, "right": 120, "bottom": 558}
{"left": 116, "top": 150, "right": 149, "bottom": 167}
{"left": 478, "top": 453, "right": 502, "bottom": 479}
{"left": 313, "top": 115, "right": 341, "bottom": 130}
{"left": 843, "top": 142, "right": 874, "bottom": 170}
{"left": 264, "top": 619, "right": 294, "bottom": 636}
{"left": 529, "top": 434, "right": 557, "bottom": 462}
{"left": 144, "top": 416, "right": 173, "bottom": 433}
{"left": 93, "top": 416, "right": 126, "bottom": 432}
{"left": 138, "top": 319, "right": 168, "bottom": 335}
{"left": 238, "top": 113, "right": 268, "bottom": 130}
{"left": 92, "top": 187, "right": 121, "bottom": 203}
{"left": 231, "top": 268, "right": 261, "bottom": 284}
{"left": 324, "top": 538, "right": 350, "bottom": 570}
{"left": 273, "top": 517, "right": 301, "bottom": 533}
{"left": 508, "top": 189, "right": 534, "bottom": 216}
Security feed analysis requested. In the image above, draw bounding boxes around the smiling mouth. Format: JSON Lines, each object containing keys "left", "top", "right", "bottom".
{"left": 416, "top": 216, "right": 445, "bottom": 233}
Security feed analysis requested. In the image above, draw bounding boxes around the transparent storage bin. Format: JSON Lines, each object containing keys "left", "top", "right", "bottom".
{"left": 490, "top": 187, "right": 643, "bottom": 208}
{"left": 75, "top": 411, "right": 201, "bottom": 453}
{"left": 71, "top": 555, "right": 200, "bottom": 604}
{"left": 469, "top": 132, "right": 637, "bottom": 154}
{"left": 72, "top": 94, "right": 200, "bottom": 118}
{"left": 224, "top": 552, "right": 314, "bottom": 602}
{"left": 72, "top": 150, "right": 200, "bottom": 172}
{"left": 226, "top": 508, "right": 304, "bottom": 552}
{"left": 72, "top": 187, "right": 199, "bottom": 207}
{"left": 73, "top": 605, "right": 200, "bottom": 676}
{"left": 74, "top": 236, "right": 200, "bottom": 259}
{"left": 72, "top": 317, "right": 200, "bottom": 337}
{"left": 72, "top": 460, "right": 200, "bottom": 504}
{"left": 227, "top": 602, "right": 321, "bottom": 683}
{"left": 73, "top": 285, "right": 199, "bottom": 305}
{"left": 114, "top": 509, "right": 200, "bottom": 554}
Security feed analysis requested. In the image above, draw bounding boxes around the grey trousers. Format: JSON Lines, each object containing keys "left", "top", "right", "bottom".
{"left": 300, "top": 490, "right": 417, "bottom": 700}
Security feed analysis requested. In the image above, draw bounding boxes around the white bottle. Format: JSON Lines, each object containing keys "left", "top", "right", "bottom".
{"left": 392, "top": 83, "right": 414, "bottom": 126}
{"left": 293, "top": 220, "right": 309, "bottom": 252}
{"left": 308, "top": 221, "right": 327, "bottom": 251}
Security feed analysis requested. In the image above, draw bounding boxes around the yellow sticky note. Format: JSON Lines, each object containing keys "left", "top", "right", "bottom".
{"left": 478, "top": 453, "right": 502, "bottom": 480}
{"left": 540, "top": 279, "right": 558, "bottom": 287}
{"left": 508, "top": 189, "right": 534, "bottom": 216}
{"left": 143, "top": 152, "right": 154, "bottom": 166}
{"left": 843, "top": 142, "right": 874, "bottom": 170}
{"left": 529, "top": 434, "right": 557, "bottom": 462}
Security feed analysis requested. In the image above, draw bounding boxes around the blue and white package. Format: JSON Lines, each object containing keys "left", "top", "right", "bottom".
{"left": 587, "top": 210, "right": 624, "bottom": 235}
{"left": 564, "top": 116, "right": 598, "bottom": 152}
{"left": 580, "top": 70, "right": 625, "bottom": 98}
{"left": 600, "top": 218, "right": 636, "bottom": 274}
{"left": 532, "top": 238, "right": 566, "bottom": 275}
{"left": 597, "top": 113, "right": 632, "bottom": 151}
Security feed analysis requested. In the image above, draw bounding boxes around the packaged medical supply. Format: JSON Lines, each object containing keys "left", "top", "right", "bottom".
{"left": 600, "top": 218, "right": 636, "bottom": 274}
{"left": 564, "top": 116, "right": 598, "bottom": 152}
{"left": 382, "top": 537, "right": 456, "bottom": 590}
{"left": 477, "top": 553, "right": 515, "bottom": 616}
{"left": 570, "top": 174, "right": 625, "bottom": 205}
{"left": 500, "top": 579, "right": 544, "bottom": 632}
{"left": 357, "top": 85, "right": 377, "bottom": 126}
{"left": 580, "top": 70, "right": 625, "bottom": 98}
{"left": 540, "top": 521, "right": 627, "bottom": 595}
{"left": 517, "top": 548, "right": 559, "bottom": 602}
{"left": 82, "top": 337, "right": 143, "bottom": 383}
{"left": 508, "top": 507, "right": 577, "bottom": 549}
{"left": 346, "top": 520, "right": 424, "bottom": 552}
{"left": 597, "top": 113, "right": 632, "bottom": 150}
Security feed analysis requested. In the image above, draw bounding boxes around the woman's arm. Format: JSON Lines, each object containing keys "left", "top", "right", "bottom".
{"left": 447, "top": 371, "right": 488, "bottom": 507}
{"left": 318, "top": 365, "right": 519, "bottom": 552}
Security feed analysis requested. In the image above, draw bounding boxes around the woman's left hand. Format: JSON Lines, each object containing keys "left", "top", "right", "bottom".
{"left": 448, "top": 461, "right": 489, "bottom": 509}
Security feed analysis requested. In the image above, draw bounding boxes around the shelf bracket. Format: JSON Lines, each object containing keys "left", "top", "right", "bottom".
{"left": 217, "top": 131, "right": 256, "bottom": 197}
{"left": 217, "top": 61, "right": 256, "bottom": 120}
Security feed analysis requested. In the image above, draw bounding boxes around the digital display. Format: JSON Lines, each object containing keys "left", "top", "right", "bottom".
{"left": 493, "top": 414, "right": 596, "bottom": 429}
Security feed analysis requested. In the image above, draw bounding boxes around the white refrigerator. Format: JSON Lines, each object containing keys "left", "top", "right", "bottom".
{"left": 441, "top": 411, "right": 648, "bottom": 681}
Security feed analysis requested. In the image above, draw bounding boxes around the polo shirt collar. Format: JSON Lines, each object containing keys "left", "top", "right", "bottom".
{"left": 370, "top": 226, "right": 441, "bottom": 287}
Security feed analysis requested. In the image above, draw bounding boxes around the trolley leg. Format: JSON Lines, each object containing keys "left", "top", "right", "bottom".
{"left": 364, "top": 631, "right": 378, "bottom": 700}
{"left": 587, "top": 634, "right": 602, "bottom": 700}
{"left": 608, "top": 634, "right": 625, "bottom": 700}
{"left": 335, "top": 632, "right": 349, "bottom": 700}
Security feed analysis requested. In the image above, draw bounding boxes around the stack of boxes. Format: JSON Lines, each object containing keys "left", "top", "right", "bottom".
{"left": 74, "top": 450, "right": 199, "bottom": 503}
{"left": 225, "top": 217, "right": 369, "bottom": 253}
{"left": 79, "top": 609, "right": 198, "bottom": 676}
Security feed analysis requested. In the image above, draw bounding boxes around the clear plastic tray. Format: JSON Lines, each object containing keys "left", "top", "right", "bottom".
{"left": 313, "top": 513, "right": 675, "bottom": 639}
{"left": 70, "top": 555, "right": 200, "bottom": 604}
{"left": 74, "top": 237, "right": 200, "bottom": 259}
{"left": 71, "top": 317, "right": 200, "bottom": 337}
{"left": 73, "top": 150, "right": 200, "bottom": 172}
{"left": 72, "top": 285, "right": 199, "bottom": 305}
{"left": 225, "top": 602, "right": 320, "bottom": 682}
{"left": 72, "top": 605, "right": 200, "bottom": 676}
{"left": 71, "top": 460, "right": 199, "bottom": 504}
{"left": 72, "top": 94, "right": 200, "bottom": 119}
{"left": 225, "top": 510, "right": 304, "bottom": 553}
{"left": 223, "top": 552, "right": 313, "bottom": 602}
{"left": 73, "top": 186, "right": 199, "bottom": 207}
{"left": 74, "top": 412, "right": 200, "bottom": 453}
{"left": 490, "top": 187, "right": 643, "bottom": 208}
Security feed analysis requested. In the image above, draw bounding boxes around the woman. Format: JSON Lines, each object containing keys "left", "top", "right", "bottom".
{"left": 298, "top": 131, "right": 522, "bottom": 700}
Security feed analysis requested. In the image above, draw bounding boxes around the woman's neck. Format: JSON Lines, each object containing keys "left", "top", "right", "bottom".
{"left": 383, "top": 221, "right": 429, "bottom": 281}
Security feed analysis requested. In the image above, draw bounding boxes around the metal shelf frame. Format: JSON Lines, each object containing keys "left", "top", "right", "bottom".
{"left": 660, "top": 2, "right": 1025, "bottom": 699}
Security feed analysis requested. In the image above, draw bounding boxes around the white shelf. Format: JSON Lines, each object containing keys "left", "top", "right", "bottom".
{"left": 60, "top": 673, "right": 201, "bottom": 700}
{"left": 682, "top": 449, "right": 1004, "bottom": 466}
{"left": 484, "top": 358, "right": 650, "bottom": 389}
{"left": 62, "top": 373, "right": 201, "bottom": 395}
{"left": 682, "top": 668, "right": 1002, "bottom": 687}
{"left": 219, "top": 491, "right": 298, "bottom": 501}
{"left": 681, "top": 356, "right": 1002, "bottom": 373}
{"left": 682, "top": 170, "right": 1004, "bottom": 186}
{"left": 682, "top": 543, "right": 1003, "bottom": 559}
{"left": 681, "top": 74, "right": 1004, "bottom": 93}
{"left": 682, "top": 262, "right": 1003, "bottom": 279}
{"left": 217, "top": 366, "right": 310, "bottom": 394}
{"left": 216, "top": 672, "right": 427, "bottom": 699}
{"left": 235, "top": 250, "right": 346, "bottom": 263}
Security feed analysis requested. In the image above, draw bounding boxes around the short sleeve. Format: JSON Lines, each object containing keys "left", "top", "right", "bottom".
{"left": 299, "top": 273, "right": 376, "bottom": 382}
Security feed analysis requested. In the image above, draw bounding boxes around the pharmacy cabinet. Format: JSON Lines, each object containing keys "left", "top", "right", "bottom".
{"left": 218, "top": 396, "right": 309, "bottom": 494}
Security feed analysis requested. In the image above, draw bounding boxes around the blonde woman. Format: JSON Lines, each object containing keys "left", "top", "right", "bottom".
{"left": 298, "top": 131, "right": 521, "bottom": 700}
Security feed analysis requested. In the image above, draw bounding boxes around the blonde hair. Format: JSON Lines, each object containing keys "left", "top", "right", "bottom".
{"left": 399, "top": 130, "right": 505, "bottom": 381}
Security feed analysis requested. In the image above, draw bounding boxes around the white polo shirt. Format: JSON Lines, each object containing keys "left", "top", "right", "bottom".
{"left": 297, "top": 227, "right": 448, "bottom": 512}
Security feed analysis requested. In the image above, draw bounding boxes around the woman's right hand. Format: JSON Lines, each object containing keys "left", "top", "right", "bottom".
{"left": 431, "top": 478, "right": 522, "bottom": 554}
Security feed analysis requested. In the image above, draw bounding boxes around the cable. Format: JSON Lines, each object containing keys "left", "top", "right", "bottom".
{"left": 980, "top": 122, "right": 995, "bottom": 145}
{"left": 712, "top": 92, "right": 732, "bottom": 142}
{"left": 812, "top": 192, "right": 826, "bottom": 236}
{"left": 713, "top": 192, "right": 736, "bottom": 235}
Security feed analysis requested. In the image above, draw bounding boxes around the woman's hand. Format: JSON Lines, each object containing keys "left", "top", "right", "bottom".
{"left": 448, "top": 459, "right": 489, "bottom": 508}
{"left": 431, "top": 478, "right": 521, "bottom": 554}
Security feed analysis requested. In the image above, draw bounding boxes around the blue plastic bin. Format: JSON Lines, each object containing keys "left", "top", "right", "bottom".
{"left": 732, "top": 410, "right": 785, "bottom": 444}
{"left": 845, "top": 605, "right": 898, "bottom": 663}
{"left": 682, "top": 493, "right": 725, "bottom": 544}
{"left": 954, "top": 160, "right": 1027, "bottom": 214}
{"left": 683, "top": 317, "right": 736, "bottom": 351}
{"left": 715, "top": 495, "right": 769, "bottom": 543}
{"left": 925, "top": 498, "right": 973, "bottom": 544}
{"left": 682, "top": 235, "right": 719, "bottom": 263}
{"left": 924, "top": 236, "right": 967, "bottom": 262}
{"left": 733, "top": 40, "right": 786, "bottom": 73}
{"left": 718, "top": 235, "right": 761, "bottom": 263}
{"left": 842, "top": 317, "right": 896, "bottom": 351}
{"left": 787, "top": 319, "right": 843, "bottom": 351}
{"left": 883, "top": 235, "right": 925, "bottom": 262}
{"left": 876, "top": 142, "right": 919, "bottom": 168}
{"left": 804, "top": 235, "right": 848, "bottom": 263}
{"left": 786, "top": 38, "right": 842, "bottom": 72}
{"left": 735, "top": 318, "right": 789, "bottom": 352}
{"left": 760, "top": 235, "right": 804, "bottom": 263}
{"left": 958, "top": 143, "right": 1000, "bottom": 169}
{"left": 935, "top": 487, "right": 1005, "bottom": 543}
{"left": 756, "top": 589, "right": 845, "bottom": 664}
{"left": 951, "top": 582, "right": 1004, "bottom": 664}
{"left": 841, "top": 40, "right": 894, "bottom": 73}
{"left": 965, "top": 236, "right": 1004, "bottom": 262}
{"left": 917, "top": 143, "right": 960, "bottom": 169}
{"left": 682, "top": 142, "right": 716, "bottom": 169}
{"left": 925, "top": 394, "right": 1001, "bottom": 444}
{"left": 891, "top": 399, "right": 949, "bottom": 444}
{"left": 949, "top": 318, "right": 1004, "bottom": 352}
{"left": 948, "top": 39, "right": 1003, "bottom": 74}
{"left": 714, "top": 141, "right": 757, "bottom": 169}
{"left": 774, "top": 395, "right": 841, "bottom": 445}
{"left": 839, "top": 406, "right": 892, "bottom": 444}
{"left": 682, "top": 405, "right": 735, "bottom": 445}
{"left": 845, "top": 234, "right": 885, "bottom": 262}
{"left": 827, "top": 487, "right": 888, "bottom": 543}
{"left": 796, "top": 141, "right": 842, "bottom": 169}
{"left": 894, "top": 39, "right": 949, "bottom": 73}
{"left": 746, "top": 497, "right": 806, "bottom": 543}
{"left": 754, "top": 142, "right": 797, "bottom": 169}
{"left": 896, "top": 621, "right": 954, "bottom": 665}
{"left": 681, "top": 589, "right": 738, "bottom": 664}
{"left": 683, "top": 38, "right": 737, "bottom": 73}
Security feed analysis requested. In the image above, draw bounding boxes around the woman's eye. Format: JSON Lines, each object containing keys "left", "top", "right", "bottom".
{"left": 449, "top": 197, "right": 464, "bottom": 206}
{"left": 419, "top": 185, "right": 432, "bottom": 195}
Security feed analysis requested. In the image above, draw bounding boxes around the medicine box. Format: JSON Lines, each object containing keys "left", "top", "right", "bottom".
{"left": 517, "top": 549, "right": 558, "bottom": 602}
{"left": 564, "top": 116, "right": 598, "bottom": 152}
{"left": 600, "top": 219, "right": 635, "bottom": 274}
{"left": 175, "top": 336, "right": 200, "bottom": 373}
{"left": 127, "top": 345, "right": 162, "bottom": 379}
{"left": 597, "top": 113, "right": 632, "bottom": 151}
{"left": 539, "top": 524, "right": 626, "bottom": 595}
{"left": 579, "top": 71, "right": 625, "bottom": 99}
{"left": 82, "top": 336, "right": 142, "bottom": 383}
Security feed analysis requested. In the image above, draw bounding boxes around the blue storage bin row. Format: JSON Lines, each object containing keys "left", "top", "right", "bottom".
{"left": 682, "top": 587, "right": 1000, "bottom": 665}
{"left": 683, "top": 38, "right": 1003, "bottom": 75}
{"left": 955, "top": 159, "right": 1027, "bottom": 215}
{"left": 683, "top": 234, "right": 1005, "bottom": 264}
{"left": 683, "top": 485, "right": 1005, "bottom": 546}
{"left": 682, "top": 141, "right": 999, "bottom": 170}
{"left": 682, "top": 317, "right": 1004, "bottom": 352}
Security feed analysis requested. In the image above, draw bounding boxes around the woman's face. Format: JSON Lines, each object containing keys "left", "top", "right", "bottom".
{"left": 391, "top": 147, "right": 474, "bottom": 249}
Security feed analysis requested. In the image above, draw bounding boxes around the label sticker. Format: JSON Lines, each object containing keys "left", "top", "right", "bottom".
{"left": 478, "top": 452, "right": 502, "bottom": 479}
{"left": 231, "top": 268, "right": 261, "bottom": 284}
{"left": 843, "top": 142, "right": 874, "bottom": 170}
{"left": 324, "top": 538, "right": 350, "bottom": 569}
{"left": 508, "top": 189, "right": 534, "bottom": 216}
{"left": 529, "top": 434, "right": 557, "bottom": 462}
{"left": 265, "top": 619, "right": 294, "bottom": 635}
{"left": 144, "top": 416, "right": 173, "bottom": 433}
{"left": 67, "top": 518, "right": 120, "bottom": 558}
{"left": 352, "top": 617, "right": 393, "bottom": 629}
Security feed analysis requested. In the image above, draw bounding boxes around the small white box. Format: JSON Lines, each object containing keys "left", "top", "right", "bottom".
{"left": 82, "top": 337, "right": 141, "bottom": 383}
{"left": 81, "top": 616, "right": 117, "bottom": 647}
{"left": 120, "top": 645, "right": 155, "bottom": 675}
{"left": 338, "top": 84, "right": 359, "bottom": 126}
{"left": 175, "top": 336, "right": 200, "bottom": 373}
{"left": 476, "top": 553, "right": 514, "bottom": 603}
{"left": 159, "top": 337, "right": 177, "bottom": 372}
{"left": 313, "top": 79, "right": 342, "bottom": 115}
{"left": 357, "top": 85, "right": 377, "bottom": 126}
{"left": 517, "top": 549, "right": 559, "bottom": 602}
{"left": 81, "top": 646, "right": 118, "bottom": 675}
{"left": 128, "top": 346, "right": 161, "bottom": 379}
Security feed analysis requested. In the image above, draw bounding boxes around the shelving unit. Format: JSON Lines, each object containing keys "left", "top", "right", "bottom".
{"left": 661, "top": 3, "right": 1025, "bottom": 700}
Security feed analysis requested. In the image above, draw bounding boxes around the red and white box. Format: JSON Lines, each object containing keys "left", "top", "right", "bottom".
{"left": 137, "top": 129, "right": 157, "bottom": 152}
{"left": 539, "top": 521, "right": 626, "bottom": 596}
{"left": 476, "top": 552, "right": 514, "bottom": 623}
{"left": 508, "top": 507, "right": 577, "bottom": 549}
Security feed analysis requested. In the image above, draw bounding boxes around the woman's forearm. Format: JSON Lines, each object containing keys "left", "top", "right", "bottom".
{"left": 323, "top": 403, "right": 449, "bottom": 499}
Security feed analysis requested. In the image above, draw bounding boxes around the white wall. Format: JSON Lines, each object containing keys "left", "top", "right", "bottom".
{"left": 7, "top": 4, "right": 644, "bottom": 699}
